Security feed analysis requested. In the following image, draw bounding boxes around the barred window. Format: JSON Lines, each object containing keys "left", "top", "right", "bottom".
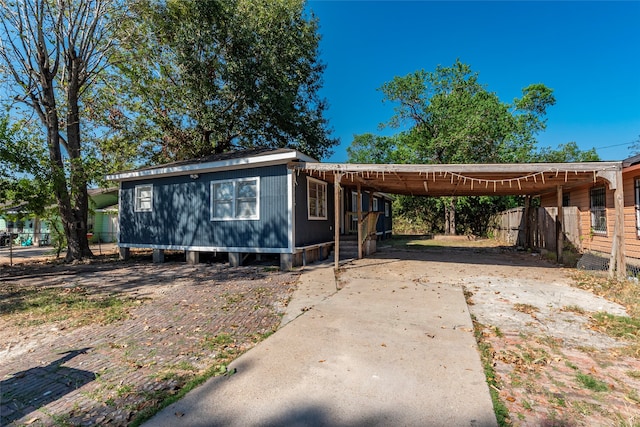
{"left": 590, "top": 187, "right": 606, "bottom": 234}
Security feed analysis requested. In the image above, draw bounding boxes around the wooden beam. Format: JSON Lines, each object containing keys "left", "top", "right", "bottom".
{"left": 610, "top": 169, "right": 626, "bottom": 279}
{"left": 357, "top": 183, "right": 362, "bottom": 259}
{"left": 556, "top": 186, "right": 563, "bottom": 264}
{"left": 334, "top": 173, "right": 342, "bottom": 271}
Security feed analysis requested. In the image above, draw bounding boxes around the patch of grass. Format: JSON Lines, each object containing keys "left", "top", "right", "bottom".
{"left": 576, "top": 373, "right": 609, "bottom": 392}
{"left": 204, "top": 333, "right": 234, "bottom": 349}
{"left": 0, "top": 285, "right": 136, "bottom": 327}
{"left": 469, "top": 313, "right": 510, "bottom": 427}
{"left": 590, "top": 312, "right": 640, "bottom": 341}
{"left": 571, "top": 272, "right": 640, "bottom": 318}
{"left": 565, "top": 361, "right": 579, "bottom": 371}
{"left": 116, "top": 384, "right": 133, "bottom": 398}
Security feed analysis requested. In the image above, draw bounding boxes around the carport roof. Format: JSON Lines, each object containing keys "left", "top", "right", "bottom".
{"left": 290, "top": 161, "right": 623, "bottom": 197}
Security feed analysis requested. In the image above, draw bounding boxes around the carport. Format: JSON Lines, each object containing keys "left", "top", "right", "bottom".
{"left": 289, "top": 161, "right": 626, "bottom": 279}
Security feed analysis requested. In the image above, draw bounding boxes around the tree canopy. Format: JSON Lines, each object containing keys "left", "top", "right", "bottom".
{"left": 349, "top": 60, "right": 598, "bottom": 236}
{"left": 0, "top": 0, "right": 119, "bottom": 260}
{"left": 108, "top": 0, "right": 337, "bottom": 162}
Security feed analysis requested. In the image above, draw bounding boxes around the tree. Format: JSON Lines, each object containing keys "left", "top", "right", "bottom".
{"left": 108, "top": 0, "right": 336, "bottom": 162}
{"left": 533, "top": 141, "right": 600, "bottom": 162}
{"left": 352, "top": 60, "right": 556, "bottom": 235}
{"left": 0, "top": 0, "right": 117, "bottom": 260}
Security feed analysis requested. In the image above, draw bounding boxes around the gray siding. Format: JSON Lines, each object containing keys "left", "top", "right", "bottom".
{"left": 294, "top": 174, "right": 334, "bottom": 247}
{"left": 120, "top": 165, "right": 289, "bottom": 250}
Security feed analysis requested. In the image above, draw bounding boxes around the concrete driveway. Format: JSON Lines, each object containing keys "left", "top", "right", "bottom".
{"left": 145, "top": 259, "right": 497, "bottom": 427}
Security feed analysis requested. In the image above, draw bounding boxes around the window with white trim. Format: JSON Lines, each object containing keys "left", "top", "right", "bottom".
{"left": 134, "top": 185, "right": 153, "bottom": 212}
{"left": 635, "top": 178, "right": 640, "bottom": 238}
{"left": 307, "top": 178, "right": 327, "bottom": 220}
{"left": 590, "top": 186, "right": 606, "bottom": 234}
{"left": 211, "top": 178, "right": 259, "bottom": 220}
{"left": 373, "top": 198, "right": 379, "bottom": 211}
{"left": 385, "top": 202, "right": 390, "bottom": 217}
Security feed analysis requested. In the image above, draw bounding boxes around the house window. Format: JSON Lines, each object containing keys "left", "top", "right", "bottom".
{"left": 211, "top": 178, "right": 259, "bottom": 220}
{"left": 562, "top": 193, "right": 570, "bottom": 207}
{"left": 134, "top": 185, "right": 153, "bottom": 212}
{"left": 373, "top": 198, "right": 379, "bottom": 211}
{"left": 385, "top": 202, "right": 390, "bottom": 217}
{"left": 635, "top": 179, "right": 640, "bottom": 238}
{"left": 590, "top": 186, "right": 606, "bottom": 234}
{"left": 307, "top": 178, "right": 327, "bottom": 220}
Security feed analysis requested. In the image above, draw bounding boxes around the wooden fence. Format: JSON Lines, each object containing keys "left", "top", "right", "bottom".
{"left": 491, "top": 206, "right": 581, "bottom": 252}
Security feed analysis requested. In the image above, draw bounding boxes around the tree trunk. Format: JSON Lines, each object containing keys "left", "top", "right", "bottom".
{"left": 444, "top": 197, "right": 456, "bottom": 235}
{"left": 65, "top": 51, "right": 92, "bottom": 260}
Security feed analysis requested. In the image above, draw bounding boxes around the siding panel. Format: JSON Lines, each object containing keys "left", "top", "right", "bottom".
{"left": 120, "top": 165, "right": 289, "bottom": 250}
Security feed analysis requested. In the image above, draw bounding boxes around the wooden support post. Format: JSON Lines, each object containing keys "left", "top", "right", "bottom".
{"left": 609, "top": 169, "right": 626, "bottom": 279}
{"left": 334, "top": 173, "right": 342, "bottom": 271}
{"left": 523, "top": 196, "right": 531, "bottom": 250}
{"left": 556, "top": 186, "right": 563, "bottom": 264}
{"left": 357, "top": 183, "right": 362, "bottom": 259}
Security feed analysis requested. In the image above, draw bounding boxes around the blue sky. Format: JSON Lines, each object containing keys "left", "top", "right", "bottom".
{"left": 307, "top": 1, "right": 640, "bottom": 162}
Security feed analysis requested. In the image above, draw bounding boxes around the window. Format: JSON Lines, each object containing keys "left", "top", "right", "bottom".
{"left": 590, "top": 186, "right": 606, "bottom": 234}
{"left": 385, "top": 202, "right": 390, "bottom": 217}
{"left": 373, "top": 198, "right": 379, "bottom": 211}
{"left": 562, "top": 193, "right": 570, "bottom": 207}
{"left": 211, "top": 178, "right": 259, "bottom": 220}
{"left": 635, "top": 179, "right": 640, "bottom": 238}
{"left": 307, "top": 178, "right": 327, "bottom": 220}
{"left": 135, "top": 185, "right": 153, "bottom": 212}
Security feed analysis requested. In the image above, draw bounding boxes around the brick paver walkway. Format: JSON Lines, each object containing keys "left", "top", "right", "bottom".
{"left": 0, "top": 261, "right": 299, "bottom": 426}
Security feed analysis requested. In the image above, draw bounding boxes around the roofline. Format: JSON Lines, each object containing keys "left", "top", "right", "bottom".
{"left": 291, "top": 161, "right": 623, "bottom": 174}
{"left": 106, "top": 150, "right": 318, "bottom": 182}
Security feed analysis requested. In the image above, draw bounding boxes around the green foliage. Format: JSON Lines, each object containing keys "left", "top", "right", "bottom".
{"left": 532, "top": 141, "right": 600, "bottom": 162}
{"left": 575, "top": 373, "right": 609, "bottom": 392}
{"left": 110, "top": 0, "right": 336, "bottom": 162}
{"left": 346, "top": 60, "right": 596, "bottom": 235}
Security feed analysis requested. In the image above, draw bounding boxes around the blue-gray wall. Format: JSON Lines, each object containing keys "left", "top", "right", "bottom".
{"left": 119, "top": 165, "right": 289, "bottom": 250}
{"left": 294, "top": 174, "right": 334, "bottom": 247}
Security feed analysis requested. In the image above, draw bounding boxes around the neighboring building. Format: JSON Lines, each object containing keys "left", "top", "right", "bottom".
{"left": 106, "top": 148, "right": 393, "bottom": 269}
{"left": 538, "top": 154, "right": 640, "bottom": 274}
{"left": 0, "top": 188, "right": 118, "bottom": 247}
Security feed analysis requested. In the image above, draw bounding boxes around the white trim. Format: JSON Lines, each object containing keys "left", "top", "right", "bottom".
{"left": 210, "top": 177, "right": 260, "bottom": 221}
{"left": 106, "top": 151, "right": 317, "bottom": 182}
{"left": 117, "top": 243, "right": 292, "bottom": 253}
{"left": 373, "top": 198, "right": 379, "bottom": 212}
{"left": 134, "top": 184, "right": 153, "bottom": 212}
{"left": 287, "top": 169, "right": 294, "bottom": 251}
{"left": 307, "top": 176, "right": 328, "bottom": 220}
{"left": 117, "top": 183, "right": 122, "bottom": 244}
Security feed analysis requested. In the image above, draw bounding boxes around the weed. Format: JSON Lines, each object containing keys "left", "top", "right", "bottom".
{"left": 565, "top": 361, "right": 579, "bottom": 370}
{"left": 522, "top": 399, "right": 533, "bottom": 410}
{"left": 626, "top": 370, "right": 640, "bottom": 379}
{"left": 576, "top": 373, "right": 609, "bottom": 392}
{"left": 590, "top": 312, "right": 640, "bottom": 341}
{"left": 116, "top": 384, "right": 133, "bottom": 397}
{"left": 204, "top": 333, "right": 234, "bottom": 349}
{"left": 513, "top": 303, "right": 539, "bottom": 316}
{"left": 571, "top": 400, "right": 598, "bottom": 416}
{"left": 469, "top": 315, "right": 510, "bottom": 427}
{"left": 494, "top": 326, "right": 503, "bottom": 338}
{"left": 561, "top": 305, "right": 586, "bottom": 315}
{"left": 0, "top": 286, "right": 136, "bottom": 327}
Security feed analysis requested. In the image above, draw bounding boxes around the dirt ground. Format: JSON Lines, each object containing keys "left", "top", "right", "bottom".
{"left": 1, "top": 241, "right": 639, "bottom": 426}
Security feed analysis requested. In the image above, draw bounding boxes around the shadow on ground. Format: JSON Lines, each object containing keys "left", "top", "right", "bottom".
{"left": 0, "top": 348, "right": 93, "bottom": 425}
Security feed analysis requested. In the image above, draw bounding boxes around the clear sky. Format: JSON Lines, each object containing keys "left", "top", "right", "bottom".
{"left": 307, "top": 1, "right": 640, "bottom": 163}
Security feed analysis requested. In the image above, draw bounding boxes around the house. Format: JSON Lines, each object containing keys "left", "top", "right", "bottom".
{"left": 106, "top": 148, "right": 393, "bottom": 269}
{"left": 0, "top": 188, "right": 119, "bottom": 247}
{"left": 538, "top": 154, "right": 640, "bottom": 275}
